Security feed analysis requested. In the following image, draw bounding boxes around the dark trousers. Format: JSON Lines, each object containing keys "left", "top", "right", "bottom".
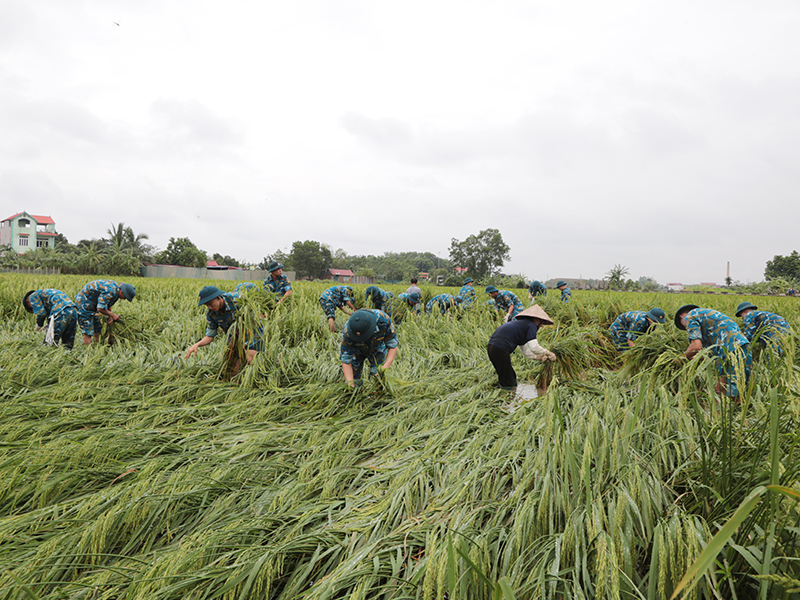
{"left": 487, "top": 343, "right": 516, "bottom": 389}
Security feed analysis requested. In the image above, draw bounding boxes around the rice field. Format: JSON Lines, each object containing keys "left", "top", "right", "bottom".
{"left": 1, "top": 274, "right": 799, "bottom": 600}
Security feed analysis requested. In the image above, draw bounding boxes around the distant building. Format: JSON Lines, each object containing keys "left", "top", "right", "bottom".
{"left": 0, "top": 212, "right": 57, "bottom": 254}
{"left": 206, "top": 260, "right": 242, "bottom": 270}
{"left": 666, "top": 283, "right": 684, "bottom": 292}
{"left": 324, "top": 268, "right": 355, "bottom": 282}
{"left": 322, "top": 268, "right": 374, "bottom": 284}
{"left": 700, "top": 282, "right": 718, "bottom": 288}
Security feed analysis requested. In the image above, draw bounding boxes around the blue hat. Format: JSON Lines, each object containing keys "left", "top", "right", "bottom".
{"left": 198, "top": 285, "right": 224, "bottom": 306}
{"left": 120, "top": 283, "right": 136, "bottom": 301}
{"left": 463, "top": 277, "right": 473, "bottom": 284}
{"left": 485, "top": 285, "right": 499, "bottom": 294}
{"left": 556, "top": 281, "right": 567, "bottom": 288}
{"left": 674, "top": 304, "right": 699, "bottom": 330}
{"left": 235, "top": 282, "right": 257, "bottom": 294}
{"left": 645, "top": 307, "right": 666, "bottom": 324}
{"left": 408, "top": 292, "right": 421, "bottom": 303}
{"left": 267, "top": 261, "right": 284, "bottom": 272}
{"left": 735, "top": 302, "right": 758, "bottom": 317}
{"left": 346, "top": 309, "right": 378, "bottom": 341}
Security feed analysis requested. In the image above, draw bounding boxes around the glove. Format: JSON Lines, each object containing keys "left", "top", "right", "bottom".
{"left": 545, "top": 350, "right": 557, "bottom": 362}
{"left": 520, "top": 339, "right": 550, "bottom": 360}
{"left": 503, "top": 314, "right": 510, "bottom": 323}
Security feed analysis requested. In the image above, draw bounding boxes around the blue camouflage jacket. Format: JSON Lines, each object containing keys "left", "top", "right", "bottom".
{"left": 426, "top": 294, "right": 460, "bottom": 314}
{"left": 76, "top": 280, "right": 121, "bottom": 313}
{"left": 529, "top": 281, "right": 547, "bottom": 297}
{"left": 458, "top": 284, "right": 477, "bottom": 306}
{"left": 493, "top": 290, "right": 524, "bottom": 317}
{"left": 609, "top": 311, "right": 652, "bottom": 345}
{"left": 320, "top": 286, "right": 353, "bottom": 307}
{"left": 685, "top": 308, "right": 748, "bottom": 351}
{"left": 205, "top": 292, "right": 240, "bottom": 338}
{"left": 560, "top": 287, "right": 572, "bottom": 303}
{"left": 28, "top": 289, "right": 76, "bottom": 327}
{"left": 263, "top": 274, "right": 292, "bottom": 299}
{"left": 741, "top": 310, "right": 790, "bottom": 343}
{"left": 340, "top": 310, "right": 398, "bottom": 363}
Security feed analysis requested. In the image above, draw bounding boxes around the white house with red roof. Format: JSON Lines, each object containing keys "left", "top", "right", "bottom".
{"left": 0, "top": 212, "right": 57, "bottom": 254}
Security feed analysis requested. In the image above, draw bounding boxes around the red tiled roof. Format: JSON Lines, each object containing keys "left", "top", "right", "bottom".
{"left": 328, "top": 269, "right": 354, "bottom": 276}
{"left": 207, "top": 260, "right": 220, "bottom": 267}
{"left": 2, "top": 212, "right": 55, "bottom": 224}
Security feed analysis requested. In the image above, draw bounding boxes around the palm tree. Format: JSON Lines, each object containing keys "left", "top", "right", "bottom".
{"left": 606, "top": 264, "right": 630, "bottom": 290}
{"left": 106, "top": 222, "right": 151, "bottom": 259}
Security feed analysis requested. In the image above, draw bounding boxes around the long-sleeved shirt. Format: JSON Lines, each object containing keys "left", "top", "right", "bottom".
{"left": 493, "top": 290, "right": 524, "bottom": 318}
{"left": 75, "top": 280, "right": 121, "bottom": 314}
{"left": 320, "top": 286, "right": 353, "bottom": 308}
{"left": 340, "top": 310, "right": 398, "bottom": 363}
{"left": 685, "top": 308, "right": 748, "bottom": 352}
{"left": 458, "top": 284, "right": 477, "bottom": 306}
{"left": 263, "top": 274, "right": 292, "bottom": 300}
{"left": 529, "top": 281, "right": 547, "bottom": 297}
{"left": 426, "top": 294, "right": 460, "bottom": 314}
{"left": 488, "top": 318, "right": 539, "bottom": 353}
{"left": 28, "top": 289, "right": 76, "bottom": 327}
{"left": 609, "top": 311, "right": 652, "bottom": 349}
{"left": 205, "top": 292, "right": 239, "bottom": 338}
{"left": 741, "top": 310, "right": 790, "bottom": 344}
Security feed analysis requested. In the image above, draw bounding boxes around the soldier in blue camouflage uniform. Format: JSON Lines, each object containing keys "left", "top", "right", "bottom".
{"left": 365, "top": 286, "right": 395, "bottom": 313}
{"left": 394, "top": 292, "right": 421, "bottom": 324}
{"left": 234, "top": 282, "right": 258, "bottom": 295}
{"left": 426, "top": 293, "right": 462, "bottom": 315}
{"left": 458, "top": 278, "right": 477, "bottom": 307}
{"left": 320, "top": 285, "right": 355, "bottom": 332}
{"left": 556, "top": 281, "right": 572, "bottom": 303}
{"left": 263, "top": 261, "right": 292, "bottom": 304}
{"left": 528, "top": 280, "right": 547, "bottom": 300}
{"left": 675, "top": 305, "right": 752, "bottom": 399}
{"left": 340, "top": 309, "right": 398, "bottom": 386}
{"left": 735, "top": 302, "right": 790, "bottom": 357}
{"left": 485, "top": 286, "right": 524, "bottom": 321}
{"left": 23, "top": 289, "right": 78, "bottom": 349}
{"left": 185, "top": 285, "right": 263, "bottom": 365}
{"left": 609, "top": 308, "right": 666, "bottom": 351}
{"left": 75, "top": 279, "right": 136, "bottom": 345}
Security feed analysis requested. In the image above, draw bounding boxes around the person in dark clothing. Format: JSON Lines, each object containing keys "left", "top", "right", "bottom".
{"left": 487, "top": 304, "right": 556, "bottom": 390}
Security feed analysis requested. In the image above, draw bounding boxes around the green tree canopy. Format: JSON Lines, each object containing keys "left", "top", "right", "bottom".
{"left": 155, "top": 237, "right": 207, "bottom": 268}
{"left": 448, "top": 228, "right": 510, "bottom": 279}
{"left": 288, "top": 240, "right": 332, "bottom": 279}
{"left": 211, "top": 253, "right": 242, "bottom": 268}
{"left": 765, "top": 250, "right": 800, "bottom": 282}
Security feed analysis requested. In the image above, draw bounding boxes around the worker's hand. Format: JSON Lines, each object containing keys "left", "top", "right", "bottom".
{"left": 503, "top": 314, "right": 510, "bottom": 323}
{"left": 184, "top": 344, "right": 199, "bottom": 359}
{"left": 545, "top": 350, "right": 557, "bottom": 362}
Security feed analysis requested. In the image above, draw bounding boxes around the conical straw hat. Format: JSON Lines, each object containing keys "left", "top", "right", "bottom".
{"left": 516, "top": 304, "right": 553, "bottom": 325}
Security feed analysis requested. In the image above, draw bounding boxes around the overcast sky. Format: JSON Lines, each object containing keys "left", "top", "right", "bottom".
{"left": 2, "top": 0, "right": 799, "bottom": 284}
